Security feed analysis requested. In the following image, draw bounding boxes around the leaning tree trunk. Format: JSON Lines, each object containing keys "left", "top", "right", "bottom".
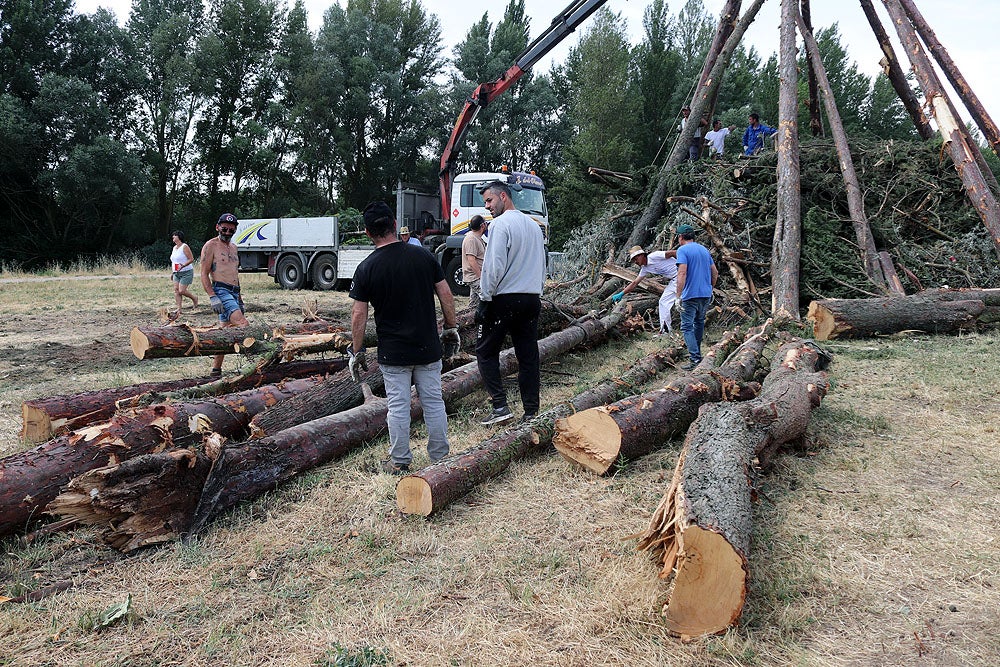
{"left": 396, "top": 346, "right": 683, "bottom": 517}
{"left": 858, "top": 0, "right": 933, "bottom": 140}
{"left": 552, "top": 325, "right": 771, "bottom": 475}
{"left": 622, "top": 0, "right": 766, "bottom": 256}
{"left": 897, "top": 0, "right": 1000, "bottom": 158}
{"left": 696, "top": 0, "right": 742, "bottom": 156}
{"left": 49, "top": 309, "right": 631, "bottom": 549}
{"left": 800, "top": 0, "right": 823, "bottom": 137}
{"left": 882, "top": 0, "right": 1000, "bottom": 258}
{"left": 0, "top": 369, "right": 379, "bottom": 537}
{"left": 771, "top": 0, "right": 802, "bottom": 320}
{"left": 129, "top": 320, "right": 351, "bottom": 359}
{"left": 795, "top": 6, "right": 891, "bottom": 293}
{"left": 20, "top": 358, "right": 346, "bottom": 443}
{"left": 807, "top": 288, "right": 1000, "bottom": 340}
{"left": 635, "top": 340, "right": 830, "bottom": 638}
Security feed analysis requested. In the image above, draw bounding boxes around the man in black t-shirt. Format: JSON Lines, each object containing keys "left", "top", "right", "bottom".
{"left": 349, "top": 201, "right": 459, "bottom": 474}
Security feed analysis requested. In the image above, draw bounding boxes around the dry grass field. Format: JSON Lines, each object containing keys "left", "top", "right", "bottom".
{"left": 1, "top": 270, "right": 998, "bottom": 666}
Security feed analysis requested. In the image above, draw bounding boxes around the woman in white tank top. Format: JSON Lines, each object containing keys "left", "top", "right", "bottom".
{"left": 170, "top": 231, "right": 198, "bottom": 317}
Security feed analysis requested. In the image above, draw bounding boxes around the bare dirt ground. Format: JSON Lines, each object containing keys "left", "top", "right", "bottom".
{"left": 1, "top": 272, "right": 999, "bottom": 666}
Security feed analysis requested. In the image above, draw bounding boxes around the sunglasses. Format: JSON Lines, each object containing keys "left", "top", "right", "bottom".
{"left": 218, "top": 226, "right": 236, "bottom": 233}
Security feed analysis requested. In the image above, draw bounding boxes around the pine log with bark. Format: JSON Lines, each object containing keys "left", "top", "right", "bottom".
{"left": 0, "top": 371, "right": 377, "bottom": 537}
{"left": 397, "top": 347, "right": 682, "bottom": 517}
{"left": 634, "top": 340, "right": 830, "bottom": 638}
{"left": 807, "top": 288, "right": 1000, "bottom": 340}
{"left": 552, "top": 326, "right": 771, "bottom": 475}
{"left": 129, "top": 320, "right": 351, "bottom": 359}
{"left": 49, "top": 309, "right": 630, "bottom": 549}
{"left": 20, "top": 359, "right": 346, "bottom": 443}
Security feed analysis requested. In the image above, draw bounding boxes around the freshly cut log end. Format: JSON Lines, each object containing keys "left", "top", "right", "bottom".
{"left": 130, "top": 327, "right": 152, "bottom": 360}
{"left": 20, "top": 404, "right": 53, "bottom": 444}
{"left": 806, "top": 301, "right": 842, "bottom": 341}
{"left": 663, "top": 525, "right": 748, "bottom": 638}
{"left": 396, "top": 476, "right": 433, "bottom": 516}
{"left": 552, "top": 409, "right": 621, "bottom": 475}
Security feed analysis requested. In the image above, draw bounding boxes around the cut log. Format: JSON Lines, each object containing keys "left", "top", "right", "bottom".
{"left": 20, "top": 359, "right": 346, "bottom": 443}
{"left": 129, "top": 320, "right": 350, "bottom": 359}
{"left": 49, "top": 308, "right": 631, "bottom": 548}
{"left": 397, "top": 347, "right": 683, "bottom": 517}
{"left": 600, "top": 264, "right": 665, "bottom": 294}
{"left": 635, "top": 340, "right": 830, "bottom": 638}
{"left": 553, "top": 325, "right": 771, "bottom": 475}
{"left": 0, "top": 369, "right": 378, "bottom": 537}
{"left": 806, "top": 288, "right": 1000, "bottom": 340}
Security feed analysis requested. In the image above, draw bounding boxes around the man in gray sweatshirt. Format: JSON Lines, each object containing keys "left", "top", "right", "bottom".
{"left": 475, "top": 179, "right": 546, "bottom": 425}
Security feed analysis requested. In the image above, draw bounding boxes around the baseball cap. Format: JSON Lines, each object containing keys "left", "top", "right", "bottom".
{"left": 217, "top": 213, "right": 237, "bottom": 226}
{"left": 362, "top": 201, "right": 393, "bottom": 226}
{"left": 628, "top": 245, "right": 647, "bottom": 260}
{"left": 676, "top": 224, "right": 697, "bottom": 235}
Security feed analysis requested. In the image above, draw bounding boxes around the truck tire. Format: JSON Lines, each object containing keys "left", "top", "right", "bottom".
{"left": 445, "top": 255, "right": 470, "bottom": 297}
{"left": 276, "top": 255, "right": 306, "bottom": 290}
{"left": 310, "top": 253, "right": 338, "bottom": 291}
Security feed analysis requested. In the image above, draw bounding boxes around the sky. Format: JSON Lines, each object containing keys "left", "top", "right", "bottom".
{"left": 74, "top": 0, "right": 997, "bottom": 126}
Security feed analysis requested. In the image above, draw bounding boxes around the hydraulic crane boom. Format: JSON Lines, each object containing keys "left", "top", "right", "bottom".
{"left": 438, "top": 0, "right": 608, "bottom": 222}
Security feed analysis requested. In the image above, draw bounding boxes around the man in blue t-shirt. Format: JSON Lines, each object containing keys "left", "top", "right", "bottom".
{"left": 674, "top": 223, "right": 718, "bottom": 370}
{"left": 349, "top": 201, "right": 459, "bottom": 474}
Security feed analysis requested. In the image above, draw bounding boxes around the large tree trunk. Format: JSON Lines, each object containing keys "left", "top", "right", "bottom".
{"left": 396, "top": 347, "right": 683, "bottom": 517}
{"left": 858, "top": 0, "right": 934, "bottom": 140}
{"left": 882, "top": 0, "right": 1000, "bottom": 258}
{"left": 795, "top": 6, "right": 892, "bottom": 293}
{"left": 771, "top": 0, "right": 802, "bottom": 319}
{"left": 129, "top": 320, "right": 350, "bottom": 359}
{"left": 49, "top": 310, "right": 631, "bottom": 548}
{"left": 807, "top": 288, "right": 1000, "bottom": 340}
{"left": 0, "top": 371, "right": 375, "bottom": 537}
{"left": 20, "top": 359, "right": 346, "bottom": 443}
{"left": 897, "top": 0, "right": 1000, "bottom": 158}
{"left": 623, "top": 0, "right": 766, "bottom": 256}
{"left": 799, "top": 0, "right": 823, "bottom": 137}
{"left": 635, "top": 340, "right": 830, "bottom": 638}
{"left": 552, "top": 326, "right": 771, "bottom": 475}
{"left": 696, "top": 0, "right": 743, "bottom": 156}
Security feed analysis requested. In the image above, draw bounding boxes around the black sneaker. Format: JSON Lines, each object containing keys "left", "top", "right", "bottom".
{"left": 682, "top": 361, "right": 699, "bottom": 371}
{"left": 209, "top": 367, "right": 222, "bottom": 379}
{"left": 480, "top": 406, "right": 514, "bottom": 426}
{"left": 519, "top": 412, "right": 538, "bottom": 425}
{"left": 381, "top": 459, "right": 410, "bottom": 475}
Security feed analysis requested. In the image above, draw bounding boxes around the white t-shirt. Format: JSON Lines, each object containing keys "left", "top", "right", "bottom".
{"left": 638, "top": 251, "right": 678, "bottom": 281}
{"left": 705, "top": 128, "right": 731, "bottom": 154}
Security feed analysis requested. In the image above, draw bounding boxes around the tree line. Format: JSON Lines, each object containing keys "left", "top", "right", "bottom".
{"left": 0, "top": 0, "right": 920, "bottom": 266}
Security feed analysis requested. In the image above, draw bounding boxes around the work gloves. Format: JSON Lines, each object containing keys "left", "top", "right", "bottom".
{"left": 348, "top": 347, "right": 368, "bottom": 383}
{"left": 474, "top": 301, "right": 490, "bottom": 325}
{"left": 440, "top": 327, "right": 460, "bottom": 359}
{"left": 210, "top": 295, "right": 224, "bottom": 313}
{"left": 611, "top": 291, "right": 625, "bottom": 303}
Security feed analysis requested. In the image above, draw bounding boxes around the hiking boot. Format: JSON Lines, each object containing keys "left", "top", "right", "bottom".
{"left": 209, "top": 367, "right": 222, "bottom": 379}
{"left": 480, "top": 405, "right": 514, "bottom": 426}
{"left": 381, "top": 459, "right": 410, "bottom": 475}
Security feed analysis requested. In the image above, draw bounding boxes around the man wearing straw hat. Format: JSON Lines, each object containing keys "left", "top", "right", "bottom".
{"left": 400, "top": 226, "right": 422, "bottom": 246}
{"left": 611, "top": 245, "right": 679, "bottom": 336}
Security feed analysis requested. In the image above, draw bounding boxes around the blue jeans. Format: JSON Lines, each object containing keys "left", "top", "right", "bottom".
{"left": 382, "top": 360, "right": 449, "bottom": 466}
{"left": 213, "top": 281, "right": 243, "bottom": 323}
{"left": 680, "top": 297, "right": 711, "bottom": 363}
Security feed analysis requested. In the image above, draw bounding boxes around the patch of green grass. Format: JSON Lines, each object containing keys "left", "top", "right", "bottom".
{"left": 811, "top": 405, "right": 891, "bottom": 435}
{"left": 316, "top": 642, "right": 391, "bottom": 667}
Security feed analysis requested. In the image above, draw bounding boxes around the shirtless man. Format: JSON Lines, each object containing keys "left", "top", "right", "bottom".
{"left": 200, "top": 213, "right": 248, "bottom": 377}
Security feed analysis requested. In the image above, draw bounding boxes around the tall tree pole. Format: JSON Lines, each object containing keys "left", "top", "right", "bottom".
{"left": 772, "top": 0, "right": 801, "bottom": 319}
{"left": 795, "top": 7, "right": 895, "bottom": 294}
{"left": 799, "top": 0, "right": 823, "bottom": 137}
{"left": 897, "top": 0, "right": 1000, "bottom": 157}
{"left": 858, "top": 0, "right": 933, "bottom": 140}
{"left": 698, "top": 0, "right": 742, "bottom": 138}
{"left": 622, "top": 0, "right": 766, "bottom": 257}
{"left": 881, "top": 0, "right": 1000, "bottom": 259}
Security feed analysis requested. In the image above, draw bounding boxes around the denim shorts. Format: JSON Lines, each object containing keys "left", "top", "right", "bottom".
{"left": 172, "top": 268, "right": 194, "bottom": 286}
{"left": 213, "top": 281, "right": 243, "bottom": 323}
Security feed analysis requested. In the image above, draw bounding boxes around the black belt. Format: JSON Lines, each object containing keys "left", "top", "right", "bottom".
{"left": 212, "top": 281, "right": 240, "bottom": 293}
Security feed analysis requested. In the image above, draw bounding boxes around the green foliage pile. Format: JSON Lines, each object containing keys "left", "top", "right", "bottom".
{"left": 564, "top": 138, "right": 1000, "bottom": 303}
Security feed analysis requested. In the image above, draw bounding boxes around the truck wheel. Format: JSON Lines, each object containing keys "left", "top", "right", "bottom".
{"left": 276, "top": 255, "right": 305, "bottom": 290}
{"left": 310, "top": 253, "right": 338, "bottom": 291}
{"left": 445, "top": 256, "right": 470, "bottom": 297}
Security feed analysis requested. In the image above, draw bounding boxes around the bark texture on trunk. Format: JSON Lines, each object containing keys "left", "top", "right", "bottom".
{"left": 772, "top": 0, "right": 802, "bottom": 319}
{"left": 20, "top": 359, "right": 346, "bottom": 443}
{"left": 130, "top": 320, "right": 349, "bottom": 359}
{"left": 799, "top": 0, "right": 822, "bottom": 137}
{"left": 635, "top": 340, "right": 830, "bottom": 638}
{"left": 553, "top": 326, "right": 770, "bottom": 475}
{"left": 796, "top": 6, "right": 890, "bottom": 293}
{"left": 397, "top": 347, "right": 682, "bottom": 517}
{"left": 807, "top": 288, "right": 1000, "bottom": 340}
{"left": 0, "top": 373, "right": 348, "bottom": 537}
{"left": 48, "top": 309, "right": 630, "bottom": 549}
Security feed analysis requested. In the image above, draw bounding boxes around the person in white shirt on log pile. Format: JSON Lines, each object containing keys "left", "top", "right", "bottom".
{"left": 612, "top": 245, "right": 679, "bottom": 337}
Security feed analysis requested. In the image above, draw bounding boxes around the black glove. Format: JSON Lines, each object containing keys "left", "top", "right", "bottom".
{"left": 440, "top": 327, "right": 460, "bottom": 359}
{"left": 347, "top": 347, "right": 368, "bottom": 383}
{"left": 474, "top": 301, "right": 490, "bottom": 325}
